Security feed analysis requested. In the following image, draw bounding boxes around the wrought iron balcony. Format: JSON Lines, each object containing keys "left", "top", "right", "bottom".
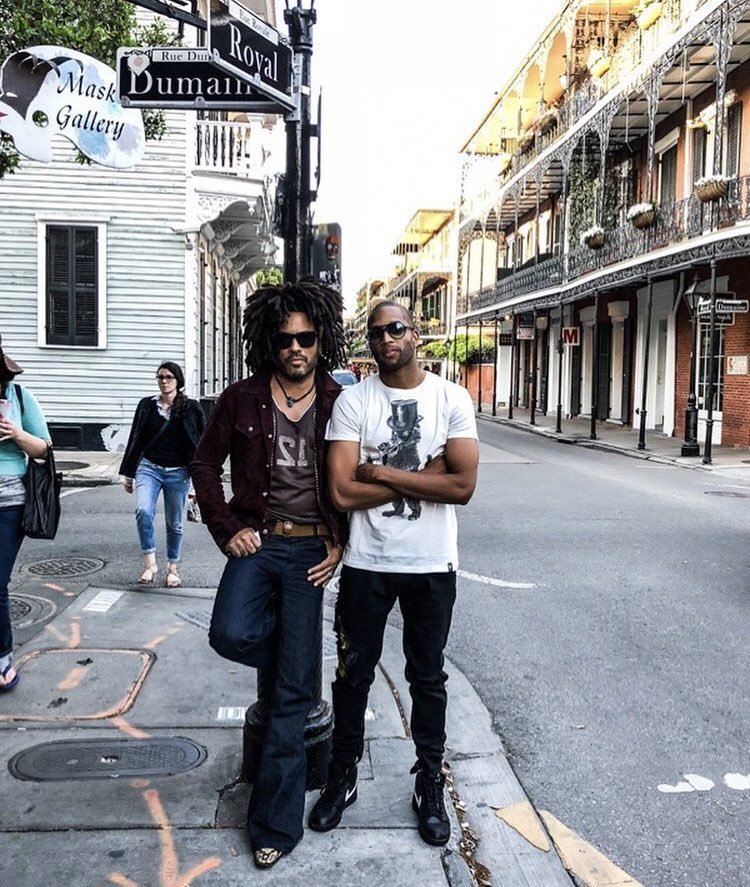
{"left": 415, "top": 318, "right": 448, "bottom": 337}
{"left": 465, "top": 176, "right": 750, "bottom": 314}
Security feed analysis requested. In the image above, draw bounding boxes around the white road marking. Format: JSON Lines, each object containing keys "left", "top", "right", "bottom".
{"left": 217, "top": 706, "right": 247, "bottom": 721}
{"left": 60, "top": 488, "right": 91, "bottom": 498}
{"left": 458, "top": 569, "right": 537, "bottom": 589}
{"left": 82, "top": 590, "right": 122, "bottom": 613}
{"left": 724, "top": 773, "right": 750, "bottom": 790}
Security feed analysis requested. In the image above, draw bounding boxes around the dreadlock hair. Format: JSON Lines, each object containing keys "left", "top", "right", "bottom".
{"left": 243, "top": 280, "right": 347, "bottom": 374}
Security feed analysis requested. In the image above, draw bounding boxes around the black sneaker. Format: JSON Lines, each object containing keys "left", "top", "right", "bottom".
{"left": 411, "top": 767, "right": 450, "bottom": 846}
{"left": 308, "top": 762, "right": 358, "bottom": 832}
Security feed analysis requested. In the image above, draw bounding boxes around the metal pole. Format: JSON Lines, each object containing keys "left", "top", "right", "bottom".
{"left": 638, "top": 277, "right": 654, "bottom": 450}
{"left": 530, "top": 310, "right": 538, "bottom": 425}
{"left": 703, "top": 258, "right": 719, "bottom": 464}
{"left": 245, "top": 1, "right": 331, "bottom": 793}
{"left": 492, "top": 316, "right": 499, "bottom": 417}
{"left": 478, "top": 319, "right": 484, "bottom": 413}
{"left": 681, "top": 273, "right": 700, "bottom": 457}
{"left": 556, "top": 297, "right": 564, "bottom": 434}
{"left": 590, "top": 291, "right": 599, "bottom": 440}
{"left": 283, "top": 3, "right": 316, "bottom": 281}
{"left": 508, "top": 313, "right": 516, "bottom": 420}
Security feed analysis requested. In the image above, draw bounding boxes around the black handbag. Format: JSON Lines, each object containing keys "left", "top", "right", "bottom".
{"left": 15, "top": 384, "right": 62, "bottom": 540}
{"left": 22, "top": 446, "right": 62, "bottom": 539}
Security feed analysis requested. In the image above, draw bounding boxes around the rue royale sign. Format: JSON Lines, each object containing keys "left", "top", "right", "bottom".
{"left": 208, "top": 0, "right": 293, "bottom": 110}
{"left": 117, "top": 47, "right": 282, "bottom": 112}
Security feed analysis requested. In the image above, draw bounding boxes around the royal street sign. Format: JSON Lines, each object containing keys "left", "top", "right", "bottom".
{"left": 208, "top": 0, "right": 294, "bottom": 110}
{"left": 0, "top": 45, "right": 144, "bottom": 168}
{"left": 117, "top": 47, "right": 281, "bottom": 112}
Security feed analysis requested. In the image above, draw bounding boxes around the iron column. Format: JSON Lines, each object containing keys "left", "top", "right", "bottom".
{"left": 637, "top": 277, "right": 654, "bottom": 450}
{"left": 703, "top": 258, "right": 719, "bottom": 464}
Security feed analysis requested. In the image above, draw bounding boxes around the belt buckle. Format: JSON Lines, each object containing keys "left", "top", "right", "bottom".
{"left": 282, "top": 520, "right": 294, "bottom": 536}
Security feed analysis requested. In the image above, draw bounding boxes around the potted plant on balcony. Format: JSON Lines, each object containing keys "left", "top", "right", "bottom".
{"left": 517, "top": 130, "right": 535, "bottom": 154}
{"left": 587, "top": 48, "right": 611, "bottom": 79}
{"left": 694, "top": 173, "right": 730, "bottom": 203}
{"left": 634, "top": 1, "right": 663, "bottom": 31}
{"left": 537, "top": 108, "right": 559, "bottom": 136}
{"left": 580, "top": 225, "right": 606, "bottom": 250}
{"left": 627, "top": 201, "right": 657, "bottom": 229}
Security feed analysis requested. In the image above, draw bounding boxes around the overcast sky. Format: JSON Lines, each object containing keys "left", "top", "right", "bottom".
{"left": 274, "top": 1, "right": 561, "bottom": 310}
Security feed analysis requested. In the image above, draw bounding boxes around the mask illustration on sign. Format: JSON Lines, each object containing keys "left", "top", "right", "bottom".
{"left": 0, "top": 46, "right": 144, "bottom": 168}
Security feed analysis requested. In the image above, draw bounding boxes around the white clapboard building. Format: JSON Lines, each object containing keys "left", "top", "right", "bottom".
{"left": 0, "top": 1, "right": 282, "bottom": 451}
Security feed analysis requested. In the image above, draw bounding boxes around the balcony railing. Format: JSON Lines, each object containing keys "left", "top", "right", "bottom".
{"left": 196, "top": 120, "right": 252, "bottom": 174}
{"left": 465, "top": 175, "right": 750, "bottom": 314}
{"left": 415, "top": 319, "right": 448, "bottom": 337}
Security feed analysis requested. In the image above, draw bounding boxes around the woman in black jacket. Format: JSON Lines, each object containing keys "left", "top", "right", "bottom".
{"left": 119, "top": 362, "right": 205, "bottom": 587}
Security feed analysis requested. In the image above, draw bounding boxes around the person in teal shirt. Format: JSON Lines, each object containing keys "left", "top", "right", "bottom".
{"left": 0, "top": 336, "right": 50, "bottom": 691}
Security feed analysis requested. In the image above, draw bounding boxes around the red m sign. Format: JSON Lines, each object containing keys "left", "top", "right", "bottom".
{"left": 562, "top": 327, "right": 580, "bottom": 346}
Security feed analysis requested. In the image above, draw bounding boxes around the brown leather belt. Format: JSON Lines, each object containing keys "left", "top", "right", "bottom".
{"left": 271, "top": 520, "right": 331, "bottom": 538}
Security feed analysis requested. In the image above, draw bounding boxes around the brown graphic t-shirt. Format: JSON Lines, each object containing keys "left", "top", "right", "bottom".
{"left": 267, "top": 400, "right": 323, "bottom": 524}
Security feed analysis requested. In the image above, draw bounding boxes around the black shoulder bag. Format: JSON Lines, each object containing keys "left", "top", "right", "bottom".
{"left": 16, "top": 385, "right": 62, "bottom": 540}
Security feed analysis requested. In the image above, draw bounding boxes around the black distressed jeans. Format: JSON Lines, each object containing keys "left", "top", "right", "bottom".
{"left": 331, "top": 565, "right": 457, "bottom": 775}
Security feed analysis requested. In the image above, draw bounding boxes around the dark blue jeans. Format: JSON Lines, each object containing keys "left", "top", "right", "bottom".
{"left": 0, "top": 505, "right": 24, "bottom": 660}
{"left": 209, "top": 535, "right": 326, "bottom": 853}
{"left": 331, "top": 566, "right": 457, "bottom": 776}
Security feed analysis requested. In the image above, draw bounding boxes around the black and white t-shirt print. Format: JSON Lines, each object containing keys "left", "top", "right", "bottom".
{"left": 326, "top": 372, "right": 477, "bottom": 574}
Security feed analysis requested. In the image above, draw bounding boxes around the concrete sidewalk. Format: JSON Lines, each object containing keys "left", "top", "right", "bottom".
{"left": 2, "top": 503, "right": 574, "bottom": 887}
{"left": 477, "top": 407, "right": 750, "bottom": 482}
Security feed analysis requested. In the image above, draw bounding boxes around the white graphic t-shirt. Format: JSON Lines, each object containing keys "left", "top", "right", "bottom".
{"left": 326, "top": 372, "right": 477, "bottom": 573}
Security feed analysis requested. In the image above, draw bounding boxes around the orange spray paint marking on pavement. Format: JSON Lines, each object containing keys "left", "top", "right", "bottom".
{"left": 43, "top": 582, "right": 66, "bottom": 592}
{"left": 45, "top": 616, "right": 80, "bottom": 649}
{"left": 145, "top": 621, "right": 184, "bottom": 650}
{"left": 109, "top": 787, "right": 221, "bottom": 887}
{"left": 57, "top": 666, "right": 87, "bottom": 691}
{"left": 113, "top": 717, "right": 149, "bottom": 740}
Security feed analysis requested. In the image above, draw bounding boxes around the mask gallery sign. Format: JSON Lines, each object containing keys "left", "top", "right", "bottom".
{"left": 0, "top": 46, "right": 144, "bottom": 168}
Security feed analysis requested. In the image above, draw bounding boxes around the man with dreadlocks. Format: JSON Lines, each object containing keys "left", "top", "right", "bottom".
{"left": 191, "top": 281, "right": 348, "bottom": 869}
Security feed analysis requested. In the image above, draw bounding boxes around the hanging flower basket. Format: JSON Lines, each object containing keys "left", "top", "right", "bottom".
{"left": 636, "top": 1, "right": 663, "bottom": 31}
{"left": 627, "top": 202, "right": 657, "bottom": 229}
{"left": 580, "top": 225, "right": 605, "bottom": 250}
{"left": 587, "top": 50, "right": 612, "bottom": 79}
{"left": 694, "top": 175, "right": 730, "bottom": 203}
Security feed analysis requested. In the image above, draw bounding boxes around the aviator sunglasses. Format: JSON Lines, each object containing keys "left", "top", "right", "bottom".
{"left": 272, "top": 331, "right": 318, "bottom": 351}
{"left": 366, "top": 321, "right": 414, "bottom": 343}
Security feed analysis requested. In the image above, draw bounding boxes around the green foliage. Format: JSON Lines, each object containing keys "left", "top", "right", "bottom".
{"left": 255, "top": 267, "right": 283, "bottom": 287}
{"left": 421, "top": 340, "right": 449, "bottom": 359}
{"left": 0, "top": 0, "right": 176, "bottom": 177}
{"left": 450, "top": 333, "right": 495, "bottom": 364}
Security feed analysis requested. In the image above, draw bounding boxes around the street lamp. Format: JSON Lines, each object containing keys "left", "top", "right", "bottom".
{"left": 680, "top": 274, "right": 701, "bottom": 457}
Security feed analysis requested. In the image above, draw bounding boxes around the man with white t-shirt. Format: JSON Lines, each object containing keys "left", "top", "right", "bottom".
{"left": 308, "top": 301, "right": 479, "bottom": 846}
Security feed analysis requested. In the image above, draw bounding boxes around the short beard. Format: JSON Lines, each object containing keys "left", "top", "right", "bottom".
{"left": 374, "top": 340, "right": 415, "bottom": 372}
{"left": 274, "top": 353, "right": 318, "bottom": 382}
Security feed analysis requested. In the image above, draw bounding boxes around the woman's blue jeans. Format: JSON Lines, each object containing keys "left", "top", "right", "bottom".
{"left": 134, "top": 459, "right": 190, "bottom": 562}
{"left": 208, "top": 535, "right": 326, "bottom": 853}
{"left": 0, "top": 505, "right": 24, "bottom": 659}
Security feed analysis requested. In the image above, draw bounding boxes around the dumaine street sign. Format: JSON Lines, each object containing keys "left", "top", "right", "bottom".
{"left": 208, "top": 0, "right": 294, "bottom": 111}
{"left": 117, "top": 47, "right": 282, "bottom": 112}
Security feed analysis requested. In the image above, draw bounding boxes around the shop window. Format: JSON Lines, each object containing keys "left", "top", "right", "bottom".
{"left": 659, "top": 144, "right": 678, "bottom": 206}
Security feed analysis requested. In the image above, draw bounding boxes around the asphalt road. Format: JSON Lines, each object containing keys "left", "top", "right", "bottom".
{"left": 449, "top": 420, "right": 750, "bottom": 887}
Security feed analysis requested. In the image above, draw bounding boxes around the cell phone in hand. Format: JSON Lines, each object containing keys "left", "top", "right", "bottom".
{"left": 0, "top": 399, "right": 13, "bottom": 420}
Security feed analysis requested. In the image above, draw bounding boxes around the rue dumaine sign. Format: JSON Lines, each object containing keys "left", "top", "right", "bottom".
{"left": 0, "top": 46, "right": 144, "bottom": 168}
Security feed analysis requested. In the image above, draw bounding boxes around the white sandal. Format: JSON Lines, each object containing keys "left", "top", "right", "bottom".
{"left": 139, "top": 565, "right": 158, "bottom": 584}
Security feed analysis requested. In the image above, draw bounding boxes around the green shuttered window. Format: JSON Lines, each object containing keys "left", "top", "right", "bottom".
{"left": 45, "top": 225, "right": 98, "bottom": 346}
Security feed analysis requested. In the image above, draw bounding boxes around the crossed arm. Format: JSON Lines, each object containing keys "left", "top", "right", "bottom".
{"left": 327, "top": 437, "right": 479, "bottom": 512}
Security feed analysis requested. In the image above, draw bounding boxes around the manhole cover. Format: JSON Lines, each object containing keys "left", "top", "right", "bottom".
{"left": 704, "top": 490, "right": 750, "bottom": 499}
{"left": 8, "top": 737, "right": 206, "bottom": 781}
{"left": 56, "top": 461, "right": 89, "bottom": 471}
{"left": 10, "top": 594, "right": 56, "bottom": 628}
{"left": 25, "top": 557, "right": 105, "bottom": 577}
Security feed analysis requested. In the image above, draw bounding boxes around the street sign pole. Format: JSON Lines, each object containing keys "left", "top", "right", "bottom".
{"left": 703, "top": 258, "right": 719, "bottom": 465}
{"left": 283, "top": 2, "right": 316, "bottom": 282}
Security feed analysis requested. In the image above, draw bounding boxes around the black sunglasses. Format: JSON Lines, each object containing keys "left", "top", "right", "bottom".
{"left": 272, "top": 331, "right": 318, "bottom": 350}
{"left": 367, "top": 321, "right": 414, "bottom": 343}
{"left": 156, "top": 374, "right": 175, "bottom": 381}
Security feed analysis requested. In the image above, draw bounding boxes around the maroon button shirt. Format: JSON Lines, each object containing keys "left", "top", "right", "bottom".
{"left": 190, "top": 369, "right": 347, "bottom": 552}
